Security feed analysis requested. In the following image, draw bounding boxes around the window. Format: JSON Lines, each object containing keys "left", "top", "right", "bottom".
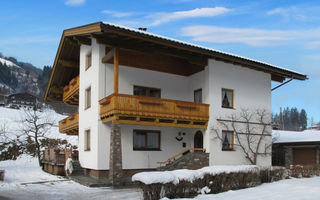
{"left": 222, "top": 88, "right": 234, "bottom": 108}
{"left": 134, "top": 86, "right": 161, "bottom": 98}
{"left": 133, "top": 130, "right": 160, "bottom": 150}
{"left": 85, "top": 87, "right": 91, "bottom": 109}
{"left": 222, "top": 131, "right": 234, "bottom": 150}
{"left": 85, "top": 130, "right": 91, "bottom": 151}
{"left": 86, "top": 52, "right": 92, "bottom": 70}
{"left": 194, "top": 89, "right": 202, "bottom": 103}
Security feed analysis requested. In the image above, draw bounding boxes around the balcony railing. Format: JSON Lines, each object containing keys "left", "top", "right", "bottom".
{"left": 99, "top": 93, "right": 209, "bottom": 129}
{"left": 59, "top": 112, "right": 79, "bottom": 135}
{"left": 63, "top": 75, "right": 79, "bottom": 105}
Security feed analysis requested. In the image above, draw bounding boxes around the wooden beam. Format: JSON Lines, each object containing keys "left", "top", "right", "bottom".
{"left": 73, "top": 36, "right": 91, "bottom": 46}
{"left": 114, "top": 48, "right": 119, "bottom": 94}
{"left": 58, "top": 59, "right": 78, "bottom": 68}
{"left": 94, "top": 34, "right": 207, "bottom": 67}
{"left": 101, "top": 48, "right": 116, "bottom": 63}
{"left": 107, "top": 48, "right": 204, "bottom": 76}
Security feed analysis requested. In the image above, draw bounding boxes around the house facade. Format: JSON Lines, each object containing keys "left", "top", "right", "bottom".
{"left": 6, "top": 93, "right": 38, "bottom": 110}
{"left": 45, "top": 22, "right": 307, "bottom": 184}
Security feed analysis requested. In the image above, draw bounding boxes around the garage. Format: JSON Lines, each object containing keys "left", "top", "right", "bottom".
{"left": 293, "top": 148, "right": 316, "bottom": 165}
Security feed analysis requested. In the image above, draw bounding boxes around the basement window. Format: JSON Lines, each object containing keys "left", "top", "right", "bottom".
{"left": 86, "top": 52, "right": 92, "bottom": 70}
{"left": 222, "top": 131, "right": 234, "bottom": 151}
{"left": 134, "top": 86, "right": 161, "bottom": 98}
{"left": 222, "top": 88, "right": 234, "bottom": 108}
{"left": 133, "top": 130, "right": 160, "bottom": 151}
{"left": 85, "top": 129, "right": 91, "bottom": 151}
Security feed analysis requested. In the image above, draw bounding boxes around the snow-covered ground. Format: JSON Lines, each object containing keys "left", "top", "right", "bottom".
{"left": 163, "top": 177, "right": 320, "bottom": 200}
{"left": 0, "top": 155, "right": 142, "bottom": 200}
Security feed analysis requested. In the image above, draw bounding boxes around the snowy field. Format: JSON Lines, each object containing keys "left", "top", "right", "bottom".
{"left": 163, "top": 177, "right": 320, "bottom": 200}
{"left": 0, "top": 155, "right": 142, "bottom": 200}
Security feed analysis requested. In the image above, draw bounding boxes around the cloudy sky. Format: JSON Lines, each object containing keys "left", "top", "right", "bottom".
{"left": 0, "top": 0, "right": 319, "bottom": 123}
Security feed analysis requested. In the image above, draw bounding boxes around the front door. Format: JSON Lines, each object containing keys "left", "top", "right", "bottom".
{"left": 194, "top": 131, "right": 203, "bottom": 151}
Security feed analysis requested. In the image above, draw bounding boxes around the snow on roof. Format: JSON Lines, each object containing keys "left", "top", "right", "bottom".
{"left": 0, "top": 57, "right": 20, "bottom": 69}
{"left": 102, "top": 22, "right": 306, "bottom": 77}
{"left": 272, "top": 130, "right": 320, "bottom": 144}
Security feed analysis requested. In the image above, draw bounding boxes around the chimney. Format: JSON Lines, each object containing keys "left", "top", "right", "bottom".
{"left": 138, "top": 28, "right": 147, "bottom": 31}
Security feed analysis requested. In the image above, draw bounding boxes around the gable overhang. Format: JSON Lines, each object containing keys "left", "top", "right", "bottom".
{"left": 44, "top": 22, "right": 307, "bottom": 102}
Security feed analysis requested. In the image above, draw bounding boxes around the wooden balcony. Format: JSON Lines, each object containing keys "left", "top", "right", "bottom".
{"left": 63, "top": 75, "right": 79, "bottom": 105}
{"left": 59, "top": 112, "right": 79, "bottom": 135}
{"left": 99, "top": 93, "right": 209, "bottom": 129}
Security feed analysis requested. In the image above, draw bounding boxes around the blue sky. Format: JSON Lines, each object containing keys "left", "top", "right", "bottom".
{"left": 0, "top": 0, "right": 319, "bottom": 123}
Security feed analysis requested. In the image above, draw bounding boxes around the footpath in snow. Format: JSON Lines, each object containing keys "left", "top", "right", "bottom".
{"left": 0, "top": 155, "right": 142, "bottom": 200}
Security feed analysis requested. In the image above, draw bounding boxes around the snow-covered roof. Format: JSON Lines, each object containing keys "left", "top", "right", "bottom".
{"left": 272, "top": 130, "right": 320, "bottom": 144}
{"left": 102, "top": 22, "right": 306, "bottom": 78}
{"left": 0, "top": 57, "right": 20, "bottom": 69}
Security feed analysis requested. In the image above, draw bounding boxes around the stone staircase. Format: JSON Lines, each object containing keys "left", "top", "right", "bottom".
{"left": 71, "top": 160, "right": 84, "bottom": 176}
{"left": 157, "top": 149, "right": 209, "bottom": 171}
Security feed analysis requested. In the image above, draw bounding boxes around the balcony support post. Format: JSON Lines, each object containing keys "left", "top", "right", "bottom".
{"left": 114, "top": 48, "right": 119, "bottom": 94}
{"left": 109, "top": 123, "right": 122, "bottom": 185}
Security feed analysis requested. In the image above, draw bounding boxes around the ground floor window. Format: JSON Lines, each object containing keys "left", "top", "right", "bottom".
{"left": 222, "top": 130, "right": 234, "bottom": 150}
{"left": 85, "top": 129, "right": 91, "bottom": 151}
{"left": 133, "top": 130, "right": 160, "bottom": 150}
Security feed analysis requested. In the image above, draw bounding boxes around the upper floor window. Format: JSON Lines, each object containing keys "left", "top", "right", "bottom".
{"left": 222, "top": 130, "right": 234, "bottom": 151}
{"left": 134, "top": 86, "right": 161, "bottom": 98}
{"left": 86, "top": 52, "right": 92, "bottom": 70}
{"left": 194, "top": 89, "right": 202, "bottom": 103}
{"left": 222, "top": 88, "right": 234, "bottom": 108}
{"left": 133, "top": 130, "right": 160, "bottom": 151}
{"left": 85, "top": 87, "right": 91, "bottom": 109}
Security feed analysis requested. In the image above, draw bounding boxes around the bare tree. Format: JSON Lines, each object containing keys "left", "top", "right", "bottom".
{"left": 18, "top": 109, "right": 55, "bottom": 166}
{"left": 211, "top": 109, "right": 272, "bottom": 165}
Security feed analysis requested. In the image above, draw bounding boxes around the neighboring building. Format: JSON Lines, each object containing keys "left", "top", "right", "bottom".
{"left": 6, "top": 93, "right": 38, "bottom": 110}
{"left": 44, "top": 22, "right": 307, "bottom": 184}
{"left": 310, "top": 123, "right": 320, "bottom": 130}
{"left": 272, "top": 130, "right": 320, "bottom": 166}
{"left": 0, "top": 94, "right": 5, "bottom": 106}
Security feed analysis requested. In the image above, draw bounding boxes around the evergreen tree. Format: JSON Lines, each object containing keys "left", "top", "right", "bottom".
{"left": 299, "top": 109, "right": 307, "bottom": 130}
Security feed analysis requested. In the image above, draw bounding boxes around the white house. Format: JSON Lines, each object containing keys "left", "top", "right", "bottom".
{"left": 45, "top": 22, "right": 307, "bottom": 185}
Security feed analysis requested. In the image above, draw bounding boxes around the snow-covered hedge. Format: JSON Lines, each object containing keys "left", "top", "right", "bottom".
{"left": 132, "top": 165, "right": 259, "bottom": 185}
{"left": 132, "top": 166, "right": 286, "bottom": 200}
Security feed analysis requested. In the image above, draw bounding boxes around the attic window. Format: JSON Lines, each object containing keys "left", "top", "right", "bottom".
{"left": 86, "top": 52, "right": 92, "bottom": 70}
{"left": 222, "top": 88, "right": 233, "bottom": 108}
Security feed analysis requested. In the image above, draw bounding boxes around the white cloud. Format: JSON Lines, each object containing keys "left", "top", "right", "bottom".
{"left": 181, "top": 26, "right": 320, "bottom": 47}
{"left": 65, "top": 0, "right": 85, "bottom": 6}
{"left": 150, "top": 7, "right": 230, "bottom": 25}
{"left": 267, "top": 7, "right": 307, "bottom": 20}
{"left": 101, "top": 10, "right": 133, "bottom": 18}
{"left": 306, "top": 41, "right": 320, "bottom": 49}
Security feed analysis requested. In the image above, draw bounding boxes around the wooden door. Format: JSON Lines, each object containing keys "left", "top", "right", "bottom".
{"left": 194, "top": 131, "right": 203, "bottom": 151}
{"left": 293, "top": 148, "right": 316, "bottom": 165}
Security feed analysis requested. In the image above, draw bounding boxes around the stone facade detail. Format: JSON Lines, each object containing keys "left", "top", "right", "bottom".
{"left": 158, "top": 152, "right": 209, "bottom": 171}
{"left": 109, "top": 123, "right": 122, "bottom": 185}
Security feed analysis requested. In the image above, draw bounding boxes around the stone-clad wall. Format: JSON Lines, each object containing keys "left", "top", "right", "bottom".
{"left": 159, "top": 152, "right": 209, "bottom": 171}
{"left": 109, "top": 124, "right": 122, "bottom": 185}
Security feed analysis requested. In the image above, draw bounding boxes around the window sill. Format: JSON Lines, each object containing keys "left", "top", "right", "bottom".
{"left": 133, "top": 148, "right": 161, "bottom": 151}
{"left": 222, "top": 149, "right": 235, "bottom": 151}
{"left": 84, "top": 149, "right": 91, "bottom": 151}
{"left": 85, "top": 106, "right": 91, "bottom": 110}
{"left": 222, "top": 106, "right": 235, "bottom": 110}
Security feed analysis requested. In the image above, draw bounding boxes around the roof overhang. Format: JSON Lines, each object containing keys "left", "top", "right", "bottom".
{"left": 44, "top": 22, "right": 308, "bottom": 101}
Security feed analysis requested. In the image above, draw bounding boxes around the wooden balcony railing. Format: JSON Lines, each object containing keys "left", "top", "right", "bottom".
{"left": 99, "top": 93, "right": 209, "bottom": 129}
{"left": 59, "top": 112, "right": 79, "bottom": 135}
{"left": 63, "top": 75, "right": 79, "bottom": 105}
